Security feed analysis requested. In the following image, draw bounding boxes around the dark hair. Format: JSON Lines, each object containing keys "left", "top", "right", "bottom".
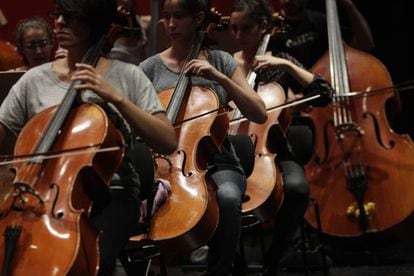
{"left": 176, "top": 0, "right": 212, "bottom": 30}
{"left": 16, "top": 16, "right": 53, "bottom": 52}
{"left": 53, "top": 0, "right": 117, "bottom": 42}
{"left": 232, "top": 0, "right": 274, "bottom": 27}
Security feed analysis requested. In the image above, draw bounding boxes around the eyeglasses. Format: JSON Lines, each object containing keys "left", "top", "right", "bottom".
{"left": 24, "top": 39, "right": 51, "bottom": 49}
{"left": 48, "top": 10, "right": 81, "bottom": 22}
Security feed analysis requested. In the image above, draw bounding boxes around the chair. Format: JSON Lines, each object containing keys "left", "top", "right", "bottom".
{"left": 119, "top": 140, "right": 167, "bottom": 276}
{"left": 297, "top": 197, "right": 329, "bottom": 276}
{"left": 234, "top": 212, "right": 267, "bottom": 275}
{"left": 236, "top": 197, "right": 329, "bottom": 276}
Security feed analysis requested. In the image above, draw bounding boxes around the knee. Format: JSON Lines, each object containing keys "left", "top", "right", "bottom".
{"left": 284, "top": 176, "right": 310, "bottom": 201}
{"left": 216, "top": 184, "right": 244, "bottom": 212}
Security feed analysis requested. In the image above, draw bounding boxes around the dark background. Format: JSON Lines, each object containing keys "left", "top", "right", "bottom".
{"left": 1, "top": 0, "right": 412, "bottom": 83}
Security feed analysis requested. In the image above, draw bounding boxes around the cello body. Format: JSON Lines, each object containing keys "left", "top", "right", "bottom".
{"left": 229, "top": 82, "right": 285, "bottom": 222}
{"left": 302, "top": 1, "right": 414, "bottom": 238}
{"left": 129, "top": 15, "right": 230, "bottom": 254}
{"left": 0, "top": 103, "right": 124, "bottom": 275}
{"left": 0, "top": 41, "right": 23, "bottom": 71}
{"left": 130, "top": 85, "right": 227, "bottom": 255}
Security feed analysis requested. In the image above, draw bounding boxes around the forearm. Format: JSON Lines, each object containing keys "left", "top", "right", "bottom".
{"left": 284, "top": 61, "right": 315, "bottom": 87}
{"left": 112, "top": 98, "right": 177, "bottom": 154}
{"left": 216, "top": 70, "right": 267, "bottom": 124}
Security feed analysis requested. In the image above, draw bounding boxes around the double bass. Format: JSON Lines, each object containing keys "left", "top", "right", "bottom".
{"left": 303, "top": 0, "right": 414, "bottom": 238}
{"left": 229, "top": 26, "right": 285, "bottom": 223}
{"left": 0, "top": 34, "right": 125, "bottom": 274}
{"left": 130, "top": 12, "right": 228, "bottom": 255}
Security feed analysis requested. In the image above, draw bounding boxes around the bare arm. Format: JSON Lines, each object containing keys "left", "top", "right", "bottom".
{"left": 253, "top": 55, "right": 315, "bottom": 87}
{"left": 111, "top": 100, "right": 177, "bottom": 154}
{"left": 185, "top": 59, "right": 267, "bottom": 124}
{"left": 72, "top": 63, "right": 177, "bottom": 155}
{"left": 340, "top": 0, "right": 375, "bottom": 51}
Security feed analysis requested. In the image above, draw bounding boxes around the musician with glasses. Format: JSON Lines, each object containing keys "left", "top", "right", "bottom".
{"left": 0, "top": 0, "right": 176, "bottom": 275}
{"left": 11, "top": 16, "right": 55, "bottom": 71}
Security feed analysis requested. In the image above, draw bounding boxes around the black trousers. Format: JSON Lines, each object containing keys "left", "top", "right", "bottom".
{"left": 91, "top": 188, "right": 141, "bottom": 276}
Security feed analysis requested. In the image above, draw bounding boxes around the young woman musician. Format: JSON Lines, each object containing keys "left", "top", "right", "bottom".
{"left": 139, "top": 0, "right": 267, "bottom": 274}
{"left": 12, "top": 16, "right": 54, "bottom": 71}
{"left": 0, "top": 0, "right": 176, "bottom": 275}
{"left": 230, "top": 0, "right": 334, "bottom": 274}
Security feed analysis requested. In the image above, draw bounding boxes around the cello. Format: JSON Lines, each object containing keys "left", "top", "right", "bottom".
{"left": 0, "top": 41, "right": 23, "bottom": 71}
{"left": 130, "top": 12, "right": 228, "bottom": 255}
{"left": 229, "top": 26, "right": 285, "bottom": 223}
{"left": 302, "top": 0, "right": 414, "bottom": 238}
{"left": 0, "top": 32, "right": 125, "bottom": 275}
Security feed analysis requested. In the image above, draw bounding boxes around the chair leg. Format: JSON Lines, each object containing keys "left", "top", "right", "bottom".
{"left": 298, "top": 197, "right": 329, "bottom": 276}
{"left": 235, "top": 213, "right": 267, "bottom": 275}
{"left": 309, "top": 197, "right": 329, "bottom": 276}
{"left": 300, "top": 222, "right": 310, "bottom": 276}
{"left": 258, "top": 228, "right": 266, "bottom": 270}
{"left": 120, "top": 243, "right": 167, "bottom": 276}
{"left": 233, "top": 228, "right": 248, "bottom": 276}
{"left": 159, "top": 252, "right": 168, "bottom": 276}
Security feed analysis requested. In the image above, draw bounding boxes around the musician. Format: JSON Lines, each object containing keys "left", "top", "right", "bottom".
{"left": 106, "top": 0, "right": 149, "bottom": 65}
{"left": 230, "top": 0, "right": 334, "bottom": 275}
{"left": 0, "top": 0, "right": 176, "bottom": 275}
{"left": 273, "top": 0, "right": 375, "bottom": 69}
{"left": 139, "top": 0, "right": 267, "bottom": 274}
{"left": 11, "top": 16, "right": 54, "bottom": 71}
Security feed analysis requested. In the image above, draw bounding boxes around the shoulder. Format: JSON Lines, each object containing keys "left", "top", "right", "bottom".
{"left": 139, "top": 54, "right": 162, "bottom": 70}
{"left": 110, "top": 59, "right": 137, "bottom": 71}
{"left": 208, "top": 49, "right": 237, "bottom": 73}
{"left": 12, "top": 63, "right": 52, "bottom": 87}
{"left": 108, "top": 60, "right": 151, "bottom": 84}
{"left": 138, "top": 54, "right": 163, "bottom": 78}
{"left": 24, "top": 62, "right": 52, "bottom": 76}
{"left": 209, "top": 49, "right": 234, "bottom": 61}
{"left": 108, "top": 59, "right": 145, "bottom": 78}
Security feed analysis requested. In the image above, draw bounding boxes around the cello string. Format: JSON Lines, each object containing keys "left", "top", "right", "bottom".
{"left": 332, "top": 81, "right": 414, "bottom": 99}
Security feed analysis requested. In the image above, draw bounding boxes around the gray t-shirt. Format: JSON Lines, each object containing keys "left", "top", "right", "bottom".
{"left": 0, "top": 60, "right": 164, "bottom": 136}
{"left": 0, "top": 59, "right": 164, "bottom": 198}
{"left": 140, "top": 49, "right": 243, "bottom": 172}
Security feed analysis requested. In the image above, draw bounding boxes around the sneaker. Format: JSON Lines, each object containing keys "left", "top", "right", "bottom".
{"left": 190, "top": 245, "right": 209, "bottom": 264}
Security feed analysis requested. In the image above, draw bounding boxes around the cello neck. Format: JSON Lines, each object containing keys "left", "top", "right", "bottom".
{"left": 246, "top": 33, "right": 271, "bottom": 86}
{"left": 232, "top": 33, "right": 271, "bottom": 121}
{"left": 32, "top": 37, "right": 107, "bottom": 163}
{"left": 166, "top": 10, "right": 227, "bottom": 124}
{"left": 166, "top": 31, "right": 206, "bottom": 124}
{"left": 326, "top": 0, "right": 350, "bottom": 94}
